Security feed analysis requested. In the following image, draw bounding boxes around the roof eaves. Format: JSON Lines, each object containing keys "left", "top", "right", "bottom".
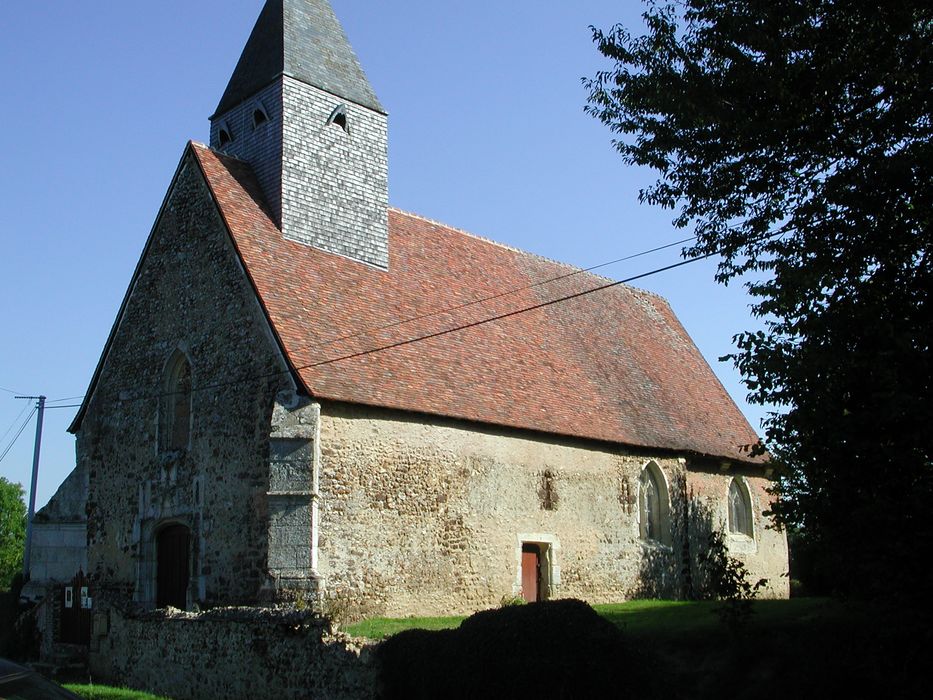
{"left": 314, "top": 393, "right": 768, "bottom": 467}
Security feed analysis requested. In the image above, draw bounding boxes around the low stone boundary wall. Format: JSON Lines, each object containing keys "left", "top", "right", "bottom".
{"left": 89, "top": 606, "right": 376, "bottom": 700}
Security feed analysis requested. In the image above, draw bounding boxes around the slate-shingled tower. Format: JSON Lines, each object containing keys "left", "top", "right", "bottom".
{"left": 209, "top": 0, "right": 389, "bottom": 268}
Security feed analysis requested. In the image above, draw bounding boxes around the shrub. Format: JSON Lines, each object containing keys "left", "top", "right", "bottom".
{"left": 498, "top": 594, "right": 526, "bottom": 607}
{"left": 375, "top": 599, "right": 667, "bottom": 699}
{"left": 698, "top": 529, "right": 767, "bottom": 632}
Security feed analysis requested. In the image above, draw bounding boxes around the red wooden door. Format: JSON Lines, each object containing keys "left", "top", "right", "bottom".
{"left": 521, "top": 547, "right": 540, "bottom": 602}
{"left": 156, "top": 524, "right": 190, "bottom": 609}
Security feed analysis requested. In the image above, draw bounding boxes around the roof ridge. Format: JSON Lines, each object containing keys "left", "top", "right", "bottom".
{"left": 388, "top": 207, "right": 668, "bottom": 302}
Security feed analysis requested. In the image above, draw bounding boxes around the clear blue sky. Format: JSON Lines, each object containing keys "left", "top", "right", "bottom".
{"left": 0, "top": 0, "right": 770, "bottom": 509}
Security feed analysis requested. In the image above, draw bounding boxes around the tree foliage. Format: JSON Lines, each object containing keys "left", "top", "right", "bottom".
{"left": 0, "top": 477, "right": 26, "bottom": 590}
{"left": 586, "top": 0, "right": 932, "bottom": 597}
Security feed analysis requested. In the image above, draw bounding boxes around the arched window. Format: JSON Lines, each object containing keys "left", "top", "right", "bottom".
{"left": 728, "top": 478, "right": 753, "bottom": 537}
{"left": 326, "top": 104, "right": 349, "bottom": 134}
{"left": 639, "top": 462, "right": 671, "bottom": 544}
{"left": 160, "top": 350, "right": 192, "bottom": 452}
{"left": 216, "top": 120, "right": 234, "bottom": 148}
{"left": 252, "top": 102, "right": 269, "bottom": 129}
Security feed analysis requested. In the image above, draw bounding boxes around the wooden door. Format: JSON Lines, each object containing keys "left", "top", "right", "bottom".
{"left": 59, "top": 570, "right": 91, "bottom": 644}
{"left": 521, "top": 545, "right": 540, "bottom": 602}
{"left": 156, "top": 524, "right": 190, "bottom": 609}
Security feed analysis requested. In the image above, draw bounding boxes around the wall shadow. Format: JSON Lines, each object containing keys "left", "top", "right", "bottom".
{"left": 630, "top": 473, "right": 724, "bottom": 601}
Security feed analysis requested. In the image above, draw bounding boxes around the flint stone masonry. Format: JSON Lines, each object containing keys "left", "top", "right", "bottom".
{"left": 76, "top": 151, "right": 294, "bottom": 607}
{"left": 90, "top": 606, "right": 375, "bottom": 700}
{"left": 316, "top": 402, "right": 788, "bottom": 618}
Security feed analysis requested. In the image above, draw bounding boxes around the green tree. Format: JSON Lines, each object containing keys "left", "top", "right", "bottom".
{"left": 586, "top": 0, "right": 931, "bottom": 598}
{"left": 0, "top": 477, "right": 26, "bottom": 590}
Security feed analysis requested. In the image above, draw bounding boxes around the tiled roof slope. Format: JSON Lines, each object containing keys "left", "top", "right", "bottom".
{"left": 193, "top": 143, "right": 763, "bottom": 464}
{"left": 214, "top": 0, "right": 383, "bottom": 116}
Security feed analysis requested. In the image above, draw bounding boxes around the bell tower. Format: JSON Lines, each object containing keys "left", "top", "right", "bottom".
{"left": 209, "top": 0, "right": 389, "bottom": 269}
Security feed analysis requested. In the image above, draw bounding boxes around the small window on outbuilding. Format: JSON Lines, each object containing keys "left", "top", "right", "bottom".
{"left": 639, "top": 461, "right": 671, "bottom": 545}
{"left": 159, "top": 350, "right": 192, "bottom": 452}
{"left": 326, "top": 104, "right": 350, "bottom": 134}
{"left": 252, "top": 102, "right": 269, "bottom": 129}
{"left": 728, "top": 478, "right": 754, "bottom": 537}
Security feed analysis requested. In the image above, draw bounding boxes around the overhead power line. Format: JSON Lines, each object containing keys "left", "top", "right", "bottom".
{"left": 104, "top": 243, "right": 722, "bottom": 408}
{"left": 277, "top": 234, "right": 698, "bottom": 361}
{"left": 123, "top": 233, "right": 703, "bottom": 399}
{"left": 0, "top": 406, "right": 37, "bottom": 465}
{"left": 288, "top": 250, "right": 720, "bottom": 374}
{"left": 47, "top": 395, "right": 86, "bottom": 404}
{"left": 0, "top": 401, "right": 31, "bottom": 446}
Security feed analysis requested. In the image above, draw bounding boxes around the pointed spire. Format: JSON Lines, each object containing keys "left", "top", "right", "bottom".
{"left": 214, "top": 0, "right": 383, "bottom": 117}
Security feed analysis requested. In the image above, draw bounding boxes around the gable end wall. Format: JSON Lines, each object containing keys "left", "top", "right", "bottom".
{"left": 77, "top": 152, "right": 293, "bottom": 606}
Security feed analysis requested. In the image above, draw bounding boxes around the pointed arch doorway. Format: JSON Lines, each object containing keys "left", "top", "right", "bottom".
{"left": 156, "top": 524, "right": 191, "bottom": 609}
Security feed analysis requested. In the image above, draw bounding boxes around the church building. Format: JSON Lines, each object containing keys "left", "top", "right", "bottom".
{"left": 66, "top": 0, "right": 788, "bottom": 618}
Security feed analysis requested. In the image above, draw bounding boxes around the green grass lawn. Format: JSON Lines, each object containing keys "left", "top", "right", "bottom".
{"left": 344, "top": 597, "right": 836, "bottom": 640}
{"left": 344, "top": 613, "right": 467, "bottom": 640}
{"left": 64, "top": 684, "right": 172, "bottom": 700}
{"left": 349, "top": 597, "right": 924, "bottom": 697}
{"left": 595, "top": 596, "right": 837, "bottom": 636}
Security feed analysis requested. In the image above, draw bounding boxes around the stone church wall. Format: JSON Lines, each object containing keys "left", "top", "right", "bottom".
{"left": 688, "top": 467, "right": 789, "bottom": 595}
{"left": 77, "top": 153, "right": 293, "bottom": 607}
{"left": 316, "top": 402, "right": 788, "bottom": 618}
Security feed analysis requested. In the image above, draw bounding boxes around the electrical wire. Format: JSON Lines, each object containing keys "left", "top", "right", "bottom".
{"left": 0, "top": 402, "right": 31, "bottom": 446}
{"left": 47, "top": 395, "right": 86, "bottom": 404}
{"left": 276, "top": 234, "right": 698, "bottom": 361}
{"left": 0, "top": 385, "right": 25, "bottom": 395}
{"left": 77, "top": 227, "right": 784, "bottom": 410}
{"left": 0, "top": 406, "right": 37, "bottom": 465}
{"left": 105, "top": 242, "right": 724, "bottom": 407}
{"left": 289, "top": 250, "right": 719, "bottom": 373}
{"left": 110, "top": 233, "right": 702, "bottom": 401}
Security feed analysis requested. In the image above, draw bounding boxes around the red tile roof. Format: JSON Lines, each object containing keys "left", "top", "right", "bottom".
{"left": 192, "top": 142, "right": 763, "bottom": 464}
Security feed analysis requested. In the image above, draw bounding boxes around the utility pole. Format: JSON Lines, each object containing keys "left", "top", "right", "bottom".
{"left": 16, "top": 394, "right": 45, "bottom": 579}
